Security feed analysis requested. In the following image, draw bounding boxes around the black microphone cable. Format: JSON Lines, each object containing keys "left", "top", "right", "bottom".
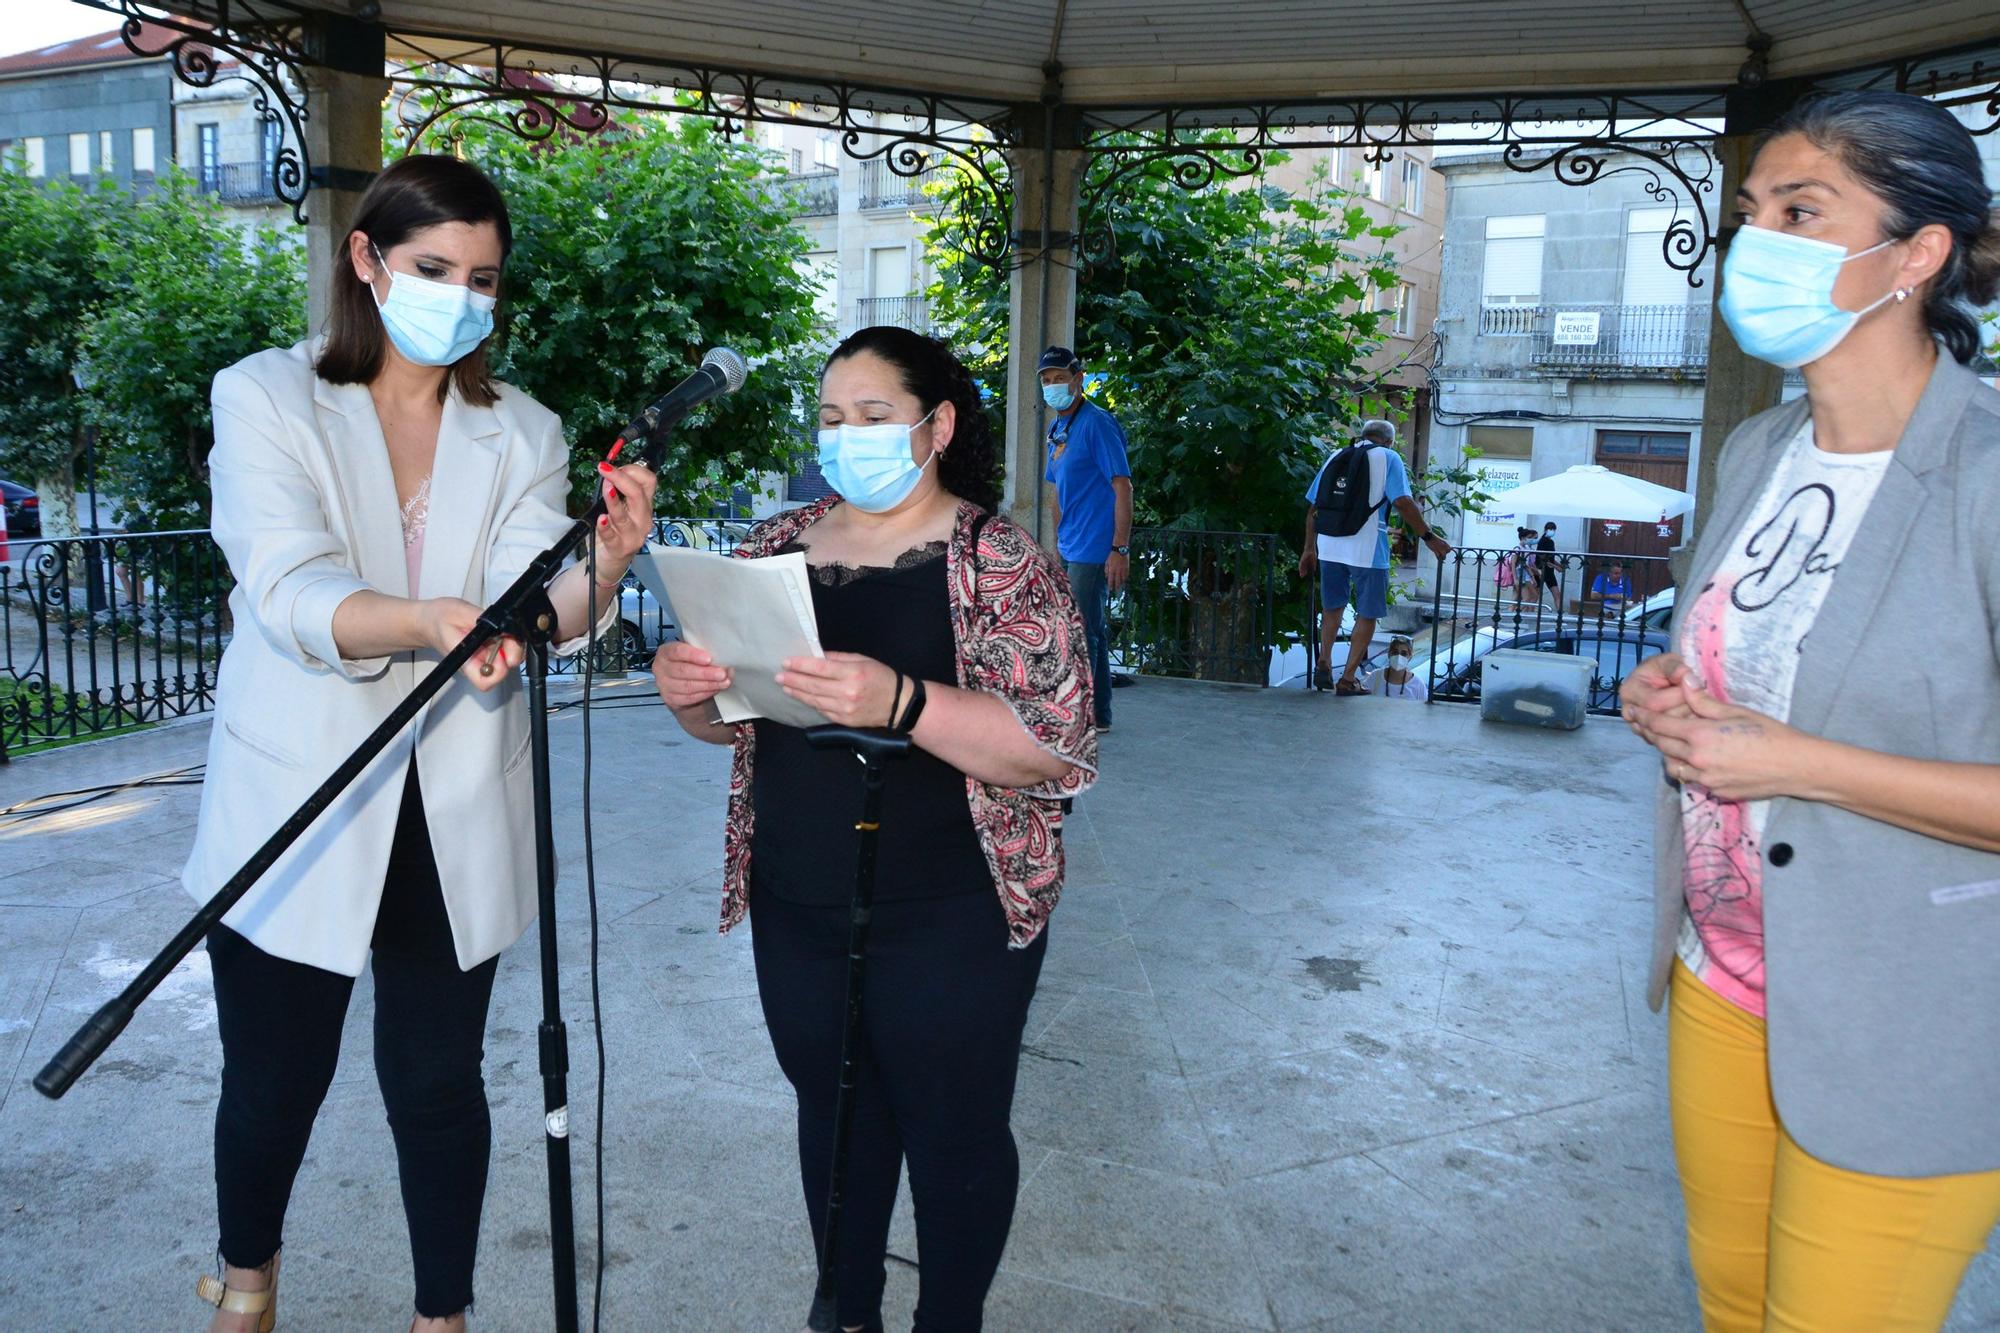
{"left": 582, "top": 533, "right": 610, "bottom": 1332}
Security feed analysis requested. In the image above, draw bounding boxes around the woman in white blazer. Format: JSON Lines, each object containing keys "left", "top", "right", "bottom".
{"left": 185, "top": 155, "right": 656, "bottom": 1333}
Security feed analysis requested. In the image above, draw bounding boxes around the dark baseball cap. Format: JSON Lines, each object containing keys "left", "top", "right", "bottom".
{"left": 1038, "top": 345, "right": 1082, "bottom": 372}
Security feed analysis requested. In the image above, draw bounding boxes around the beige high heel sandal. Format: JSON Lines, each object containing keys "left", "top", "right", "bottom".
{"left": 196, "top": 1253, "right": 278, "bottom": 1333}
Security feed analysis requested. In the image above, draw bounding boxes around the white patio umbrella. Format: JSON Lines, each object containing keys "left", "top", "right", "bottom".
{"left": 1495, "top": 465, "right": 1694, "bottom": 521}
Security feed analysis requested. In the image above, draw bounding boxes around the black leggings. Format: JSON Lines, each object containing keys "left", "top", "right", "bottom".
{"left": 207, "top": 762, "right": 498, "bottom": 1319}
{"left": 750, "top": 887, "right": 1047, "bottom": 1333}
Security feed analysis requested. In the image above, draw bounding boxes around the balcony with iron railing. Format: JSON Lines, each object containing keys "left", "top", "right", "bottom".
{"left": 852, "top": 295, "right": 930, "bottom": 332}
{"left": 767, "top": 169, "right": 839, "bottom": 217}
{"left": 195, "top": 161, "right": 279, "bottom": 205}
{"left": 858, "top": 159, "right": 950, "bottom": 210}
{"left": 1475, "top": 302, "right": 1710, "bottom": 375}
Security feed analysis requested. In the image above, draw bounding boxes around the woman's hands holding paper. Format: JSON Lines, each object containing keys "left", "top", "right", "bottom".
{"left": 652, "top": 641, "right": 732, "bottom": 711}
{"left": 777, "top": 652, "right": 902, "bottom": 729}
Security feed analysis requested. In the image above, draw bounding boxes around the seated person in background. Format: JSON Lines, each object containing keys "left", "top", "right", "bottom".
{"left": 1590, "top": 560, "right": 1634, "bottom": 613}
{"left": 1365, "top": 634, "right": 1428, "bottom": 700}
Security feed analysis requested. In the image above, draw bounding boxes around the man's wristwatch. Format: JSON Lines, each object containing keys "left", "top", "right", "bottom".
{"left": 1111, "top": 544, "right": 1130, "bottom": 556}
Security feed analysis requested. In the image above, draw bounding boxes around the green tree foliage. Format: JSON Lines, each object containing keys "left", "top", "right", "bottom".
{"left": 925, "top": 146, "right": 1410, "bottom": 671}
{"left": 926, "top": 147, "right": 1407, "bottom": 544}
{"left": 0, "top": 168, "right": 110, "bottom": 533}
{"left": 80, "top": 172, "right": 304, "bottom": 530}
{"left": 406, "top": 110, "right": 827, "bottom": 512}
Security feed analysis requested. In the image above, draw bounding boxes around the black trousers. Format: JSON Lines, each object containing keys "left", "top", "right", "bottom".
{"left": 750, "top": 886, "right": 1048, "bottom": 1333}
{"left": 207, "top": 762, "right": 499, "bottom": 1319}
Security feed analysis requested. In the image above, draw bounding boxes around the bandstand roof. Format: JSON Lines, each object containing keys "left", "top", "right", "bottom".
{"left": 361, "top": 0, "right": 1995, "bottom": 108}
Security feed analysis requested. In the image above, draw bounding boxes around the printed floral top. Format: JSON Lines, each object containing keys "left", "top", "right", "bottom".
{"left": 718, "top": 496, "right": 1099, "bottom": 947}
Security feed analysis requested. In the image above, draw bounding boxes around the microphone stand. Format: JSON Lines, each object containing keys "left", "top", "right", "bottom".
{"left": 800, "top": 725, "right": 912, "bottom": 1333}
{"left": 34, "top": 489, "right": 619, "bottom": 1333}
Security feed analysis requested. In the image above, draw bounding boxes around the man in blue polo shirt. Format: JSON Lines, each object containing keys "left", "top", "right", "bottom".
{"left": 1041, "top": 345, "right": 1132, "bottom": 731}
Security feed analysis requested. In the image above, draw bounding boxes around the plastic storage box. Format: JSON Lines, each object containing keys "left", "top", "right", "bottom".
{"left": 1479, "top": 648, "right": 1597, "bottom": 730}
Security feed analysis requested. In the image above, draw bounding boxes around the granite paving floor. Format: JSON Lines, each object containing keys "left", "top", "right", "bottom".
{"left": 0, "top": 675, "right": 1994, "bottom": 1330}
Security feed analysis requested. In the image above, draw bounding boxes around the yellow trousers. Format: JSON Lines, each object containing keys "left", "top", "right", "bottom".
{"left": 1668, "top": 959, "right": 2000, "bottom": 1332}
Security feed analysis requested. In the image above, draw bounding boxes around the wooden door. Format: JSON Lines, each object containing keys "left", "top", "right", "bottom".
{"left": 1590, "top": 430, "right": 1690, "bottom": 568}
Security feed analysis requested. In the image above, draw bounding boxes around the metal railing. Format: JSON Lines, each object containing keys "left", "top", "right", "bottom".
{"left": 2, "top": 532, "right": 228, "bottom": 754}
{"left": 1423, "top": 546, "right": 1675, "bottom": 716}
{"left": 852, "top": 295, "right": 930, "bottom": 333}
{"left": 859, "top": 160, "right": 950, "bottom": 209}
{"left": 196, "top": 161, "right": 279, "bottom": 205}
{"left": 1112, "top": 528, "right": 1278, "bottom": 686}
{"left": 1477, "top": 302, "right": 1710, "bottom": 371}
{"left": 768, "top": 169, "right": 839, "bottom": 217}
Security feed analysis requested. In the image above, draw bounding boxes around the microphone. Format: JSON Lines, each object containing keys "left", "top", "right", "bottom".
{"left": 614, "top": 347, "right": 749, "bottom": 464}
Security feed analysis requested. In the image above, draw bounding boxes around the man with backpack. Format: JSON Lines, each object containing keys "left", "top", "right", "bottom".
{"left": 1298, "top": 420, "right": 1451, "bottom": 695}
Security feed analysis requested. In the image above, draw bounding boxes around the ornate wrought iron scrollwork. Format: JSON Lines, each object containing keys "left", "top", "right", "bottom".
{"left": 1073, "top": 141, "right": 1267, "bottom": 269}
{"left": 385, "top": 32, "right": 1020, "bottom": 268}
{"left": 85, "top": 0, "right": 314, "bottom": 222}
{"left": 1503, "top": 139, "right": 1719, "bottom": 284}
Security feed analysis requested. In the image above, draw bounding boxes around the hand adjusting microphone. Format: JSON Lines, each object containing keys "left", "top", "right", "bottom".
{"left": 614, "top": 347, "right": 750, "bottom": 466}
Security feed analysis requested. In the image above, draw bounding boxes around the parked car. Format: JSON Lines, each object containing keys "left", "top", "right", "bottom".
{"left": 1425, "top": 625, "right": 1671, "bottom": 712}
{"left": 1, "top": 479, "right": 41, "bottom": 537}
{"left": 655, "top": 518, "right": 749, "bottom": 552}
{"left": 1623, "top": 584, "right": 1676, "bottom": 632}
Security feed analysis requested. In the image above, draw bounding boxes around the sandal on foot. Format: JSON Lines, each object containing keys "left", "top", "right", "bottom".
{"left": 198, "top": 1258, "right": 278, "bottom": 1333}
{"left": 1334, "top": 677, "right": 1368, "bottom": 697}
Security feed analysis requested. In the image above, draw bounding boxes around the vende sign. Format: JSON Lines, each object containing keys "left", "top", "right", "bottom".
{"left": 1551, "top": 311, "right": 1601, "bottom": 345}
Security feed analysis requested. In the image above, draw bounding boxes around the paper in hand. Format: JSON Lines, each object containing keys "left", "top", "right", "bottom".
{"left": 628, "top": 547, "right": 829, "bottom": 729}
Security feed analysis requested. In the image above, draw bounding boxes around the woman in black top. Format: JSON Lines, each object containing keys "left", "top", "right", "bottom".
{"left": 652, "top": 327, "right": 1096, "bottom": 1332}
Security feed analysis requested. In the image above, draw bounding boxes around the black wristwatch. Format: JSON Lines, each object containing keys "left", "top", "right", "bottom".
{"left": 1111, "top": 544, "right": 1130, "bottom": 556}
{"left": 896, "top": 677, "right": 928, "bottom": 734}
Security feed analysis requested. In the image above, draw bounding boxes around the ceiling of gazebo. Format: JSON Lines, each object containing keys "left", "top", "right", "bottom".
{"left": 356, "top": 0, "right": 1999, "bottom": 107}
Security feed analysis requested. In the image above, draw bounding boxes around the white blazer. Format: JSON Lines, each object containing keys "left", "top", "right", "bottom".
{"left": 182, "top": 341, "right": 610, "bottom": 976}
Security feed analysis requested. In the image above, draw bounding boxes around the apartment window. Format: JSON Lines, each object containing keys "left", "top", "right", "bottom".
{"left": 1375, "top": 282, "right": 1413, "bottom": 337}
{"left": 99, "top": 130, "right": 114, "bottom": 173}
{"left": 868, "top": 245, "right": 910, "bottom": 298}
{"left": 1366, "top": 158, "right": 1388, "bottom": 202}
{"left": 197, "top": 123, "right": 220, "bottom": 190}
{"left": 68, "top": 132, "right": 90, "bottom": 175}
{"left": 1598, "top": 430, "right": 1689, "bottom": 458}
{"left": 1401, "top": 159, "right": 1424, "bottom": 214}
{"left": 132, "top": 126, "right": 155, "bottom": 174}
{"left": 789, "top": 147, "right": 803, "bottom": 174}
{"left": 1482, "top": 214, "right": 1545, "bottom": 304}
{"left": 23, "top": 136, "right": 45, "bottom": 177}
{"left": 1395, "top": 282, "right": 1415, "bottom": 336}
{"left": 814, "top": 131, "right": 837, "bottom": 169}
{"left": 261, "top": 117, "right": 281, "bottom": 181}
{"left": 797, "top": 252, "right": 837, "bottom": 322}
{"left": 1621, "top": 206, "right": 1690, "bottom": 306}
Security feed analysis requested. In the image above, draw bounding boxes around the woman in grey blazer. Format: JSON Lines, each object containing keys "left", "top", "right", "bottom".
{"left": 1623, "top": 92, "right": 2000, "bottom": 1331}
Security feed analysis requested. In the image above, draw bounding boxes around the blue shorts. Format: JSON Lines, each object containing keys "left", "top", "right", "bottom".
{"left": 1320, "top": 561, "right": 1389, "bottom": 620}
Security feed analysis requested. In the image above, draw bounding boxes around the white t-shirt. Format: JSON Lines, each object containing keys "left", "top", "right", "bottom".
{"left": 1672, "top": 423, "right": 1893, "bottom": 1014}
{"left": 1364, "top": 668, "right": 1428, "bottom": 700}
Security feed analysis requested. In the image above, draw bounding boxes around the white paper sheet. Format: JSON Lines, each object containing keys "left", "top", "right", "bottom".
{"left": 628, "top": 547, "right": 828, "bottom": 729}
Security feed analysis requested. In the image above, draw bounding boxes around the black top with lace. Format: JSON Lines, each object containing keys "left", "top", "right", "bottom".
{"left": 775, "top": 538, "right": 949, "bottom": 587}
{"left": 750, "top": 543, "right": 990, "bottom": 904}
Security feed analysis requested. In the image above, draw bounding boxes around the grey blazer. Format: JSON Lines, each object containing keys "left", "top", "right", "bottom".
{"left": 1648, "top": 354, "right": 2000, "bottom": 1178}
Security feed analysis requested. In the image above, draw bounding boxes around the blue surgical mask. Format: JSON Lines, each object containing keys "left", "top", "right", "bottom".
{"left": 372, "top": 247, "right": 496, "bottom": 367}
{"left": 817, "top": 407, "right": 939, "bottom": 513}
{"left": 1718, "top": 226, "right": 1901, "bottom": 369}
{"left": 1041, "top": 382, "right": 1075, "bottom": 411}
